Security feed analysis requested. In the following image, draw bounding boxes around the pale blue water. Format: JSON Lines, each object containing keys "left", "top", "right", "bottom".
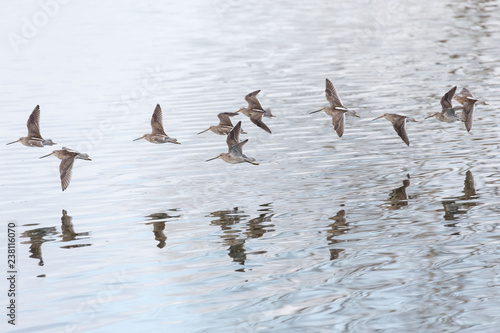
{"left": 1, "top": 0, "right": 500, "bottom": 332}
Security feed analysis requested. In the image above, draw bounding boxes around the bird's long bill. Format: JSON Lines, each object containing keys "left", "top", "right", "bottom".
{"left": 173, "top": 141, "right": 181, "bottom": 144}
{"left": 6, "top": 139, "right": 20, "bottom": 145}
{"left": 247, "top": 161, "right": 259, "bottom": 165}
{"left": 309, "top": 109, "right": 322, "bottom": 114}
{"left": 133, "top": 136, "right": 145, "bottom": 141}
{"left": 39, "top": 152, "right": 53, "bottom": 159}
{"left": 424, "top": 114, "right": 434, "bottom": 119}
{"left": 372, "top": 115, "right": 385, "bottom": 121}
{"left": 197, "top": 128, "right": 210, "bottom": 135}
{"left": 206, "top": 155, "right": 220, "bottom": 162}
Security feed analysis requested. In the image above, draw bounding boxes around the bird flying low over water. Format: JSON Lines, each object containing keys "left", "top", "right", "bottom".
{"left": 237, "top": 90, "right": 273, "bottom": 134}
{"left": 425, "top": 86, "right": 462, "bottom": 123}
{"left": 7, "top": 105, "right": 56, "bottom": 147}
{"left": 453, "top": 87, "right": 483, "bottom": 132}
{"left": 39, "top": 147, "right": 91, "bottom": 191}
{"left": 372, "top": 113, "right": 417, "bottom": 146}
{"left": 133, "top": 104, "right": 180, "bottom": 144}
{"left": 206, "top": 121, "right": 258, "bottom": 165}
{"left": 197, "top": 112, "right": 246, "bottom": 135}
{"left": 310, "top": 78, "right": 359, "bottom": 137}
{"left": 425, "top": 86, "right": 479, "bottom": 132}
{"left": 460, "top": 95, "right": 478, "bottom": 132}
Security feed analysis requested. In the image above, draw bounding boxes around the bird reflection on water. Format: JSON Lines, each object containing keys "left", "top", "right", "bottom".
{"left": 326, "top": 209, "right": 350, "bottom": 260}
{"left": 385, "top": 174, "right": 411, "bottom": 210}
{"left": 442, "top": 171, "right": 479, "bottom": 226}
{"left": 21, "top": 226, "right": 57, "bottom": 267}
{"left": 59, "top": 210, "right": 91, "bottom": 248}
{"left": 209, "top": 204, "right": 274, "bottom": 270}
{"left": 145, "top": 209, "right": 181, "bottom": 249}
{"left": 20, "top": 210, "right": 92, "bottom": 270}
{"left": 21, "top": 209, "right": 92, "bottom": 272}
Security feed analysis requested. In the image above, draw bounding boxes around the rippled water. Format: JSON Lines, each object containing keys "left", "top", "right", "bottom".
{"left": 1, "top": 0, "right": 500, "bottom": 332}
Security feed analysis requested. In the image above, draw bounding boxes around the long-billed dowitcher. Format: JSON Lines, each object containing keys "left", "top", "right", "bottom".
{"left": 310, "top": 78, "right": 359, "bottom": 137}
{"left": 237, "top": 90, "right": 273, "bottom": 134}
{"left": 425, "top": 86, "right": 462, "bottom": 122}
{"left": 7, "top": 105, "right": 56, "bottom": 147}
{"left": 206, "top": 121, "right": 258, "bottom": 165}
{"left": 460, "top": 96, "right": 478, "bottom": 132}
{"left": 453, "top": 87, "right": 481, "bottom": 132}
{"left": 426, "top": 86, "right": 478, "bottom": 132}
{"left": 372, "top": 113, "right": 417, "bottom": 146}
{"left": 454, "top": 87, "right": 487, "bottom": 106}
{"left": 197, "top": 112, "right": 246, "bottom": 135}
{"left": 133, "top": 104, "right": 180, "bottom": 144}
{"left": 39, "top": 147, "right": 91, "bottom": 191}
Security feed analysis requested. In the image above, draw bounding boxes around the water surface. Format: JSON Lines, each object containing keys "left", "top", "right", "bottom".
{"left": 1, "top": 0, "right": 500, "bottom": 332}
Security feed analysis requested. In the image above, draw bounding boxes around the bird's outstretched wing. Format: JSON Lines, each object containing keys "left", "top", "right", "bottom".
{"left": 229, "top": 139, "right": 248, "bottom": 158}
{"left": 27, "top": 105, "right": 42, "bottom": 138}
{"left": 59, "top": 155, "right": 76, "bottom": 191}
{"left": 245, "top": 90, "right": 264, "bottom": 110}
{"left": 440, "top": 86, "right": 457, "bottom": 110}
{"left": 325, "top": 79, "right": 344, "bottom": 108}
{"left": 250, "top": 111, "right": 272, "bottom": 134}
{"left": 227, "top": 121, "right": 242, "bottom": 149}
{"left": 392, "top": 117, "right": 410, "bottom": 146}
{"left": 151, "top": 104, "right": 167, "bottom": 135}
{"left": 462, "top": 99, "right": 477, "bottom": 132}
{"left": 218, "top": 112, "right": 238, "bottom": 127}
{"left": 331, "top": 111, "right": 346, "bottom": 137}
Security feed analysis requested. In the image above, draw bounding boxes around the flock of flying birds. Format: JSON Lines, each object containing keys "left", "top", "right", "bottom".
{"left": 6, "top": 78, "right": 486, "bottom": 191}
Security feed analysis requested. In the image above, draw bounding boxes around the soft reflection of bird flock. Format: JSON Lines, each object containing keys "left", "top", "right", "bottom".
{"left": 20, "top": 166, "right": 479, "bottom": 268}
{"left": 21, "top": 209, "right": 91, "bottom": 270}
{"left": 208, "top": 204, "right": 275, "bottom": 269}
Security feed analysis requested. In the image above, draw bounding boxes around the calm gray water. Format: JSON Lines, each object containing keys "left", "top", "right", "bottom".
{"left": 1, "top": 0, "right": 500, "bottom": 332}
